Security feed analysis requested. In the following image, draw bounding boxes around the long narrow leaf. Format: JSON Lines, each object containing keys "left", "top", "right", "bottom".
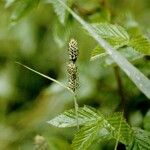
{"left": 15, "top": 62, "right": 73, "bottom": 94}
{"left": 55, "top": 0, "right": 150, "bottom": 99}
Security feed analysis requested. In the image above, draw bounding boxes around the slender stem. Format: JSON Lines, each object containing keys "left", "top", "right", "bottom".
{"left": 114, "top": 66, "right": 125, "bottom": 112}
{"left": 74, "top": 93, "right": 79, "bottom": 130}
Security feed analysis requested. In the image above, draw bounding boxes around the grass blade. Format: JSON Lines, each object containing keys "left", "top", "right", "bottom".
{"left": 15, "top": 61, "right": 73, "bottom": 94}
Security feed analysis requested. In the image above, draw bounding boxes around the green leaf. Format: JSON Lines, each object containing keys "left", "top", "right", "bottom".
{"left": 129, "top": 35, "right": 150, "bottom": 55}
{"left": 91, "top": 23, "right": 130, "bottom": 58}
{"left": 49, "top": 0, "right": 67, "bottom": 25}
{"left": 91, "top": 46, "right": 144, "bottom": 65}
{"left": 106, "top": 113, "right": 132, "bottom": 145}
{"left": 71, "top": 109, "right": 132, "bottom": 149}
{"left": 91, "top": 45, "right": 106, "bottom": 58}
{"left": 127, "top": 128, "right": 150, "bottom": 150}
{"left": 11, "top": 0, "right": 39, "bottom": 22}
{"left": 92, "top": 23, "right": 130, "bottom": 48}
{"left": 72, "top": 120, "right": 102, "bottom": 150}
{"left": 47, "top": 106, "right": 100, "bottom": 128}
{"left": 48, "top": 106, "right": 133, "bottom": 149}
{"left": 55, "top": 0, "right": 150, "bottom": 99}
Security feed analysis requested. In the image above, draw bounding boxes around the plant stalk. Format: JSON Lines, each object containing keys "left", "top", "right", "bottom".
{"left": 74, "top": 93, "right": 79, "bottom": 130}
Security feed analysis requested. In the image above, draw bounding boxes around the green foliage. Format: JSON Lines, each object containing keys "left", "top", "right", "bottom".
{"left": 49, "top": 106, "right": 150, "bottom": 149}
{"left": 127, "top": 128, "right": 150, "bottom": 150}
{"left": 129, "top": 35, "right": 150, "bottom": 55}
{"left": 5, "top": 0, "right": 17, "bottom": 8}
{"left": 48, "top": 106, "right": 99, "bottom": 128}
{"left": 106, "top": 113, "right": 132, "bottom": 145}
{"left": 48, "top": 106, "right": 133, "bottom": 149}
{"left": 72, "top": 121, "right": 101, "bottom": 150}
{"left": 53, "top": 19, "right": 71, "bottom": 47}
{"left": 48, "top": 0, "right": 68, "bottom": 25}
{"left": 91, "top": 46, "right": 143, "bottom": 66}
{"left": 92, "top": 23, "right": 130, "bottom": 48}
{"left": 91, "top": 23, "right": 150, "bottom": 61}
{"left": 11, "top": 0, "right": 40, "bottom": 22}
{"left": 1, "top": 0, "right": 150, "bottom": 149}
{"left": 55, "top": 0, "right": 150, "bottom": 98}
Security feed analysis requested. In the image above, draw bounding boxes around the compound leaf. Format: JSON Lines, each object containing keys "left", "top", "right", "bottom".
{"left": 129, "top": 35, "right": 150, "bottom": 55}
{"left": 127, "top": 128, "right": 150, "bottom": 150}
{"left": 48, "top": 106, "right": 100, "bottom": 128}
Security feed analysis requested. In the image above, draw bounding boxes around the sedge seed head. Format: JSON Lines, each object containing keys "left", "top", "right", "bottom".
{"left": 67, "top": 62, "right": 78, "bottom": 92}
{"left": 68, "top": 39, "right": 78, "bottom": 62}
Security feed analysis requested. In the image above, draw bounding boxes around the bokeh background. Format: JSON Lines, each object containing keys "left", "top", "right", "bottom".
{"left": 0, "top": 0, "right": 150, "bottom": 149}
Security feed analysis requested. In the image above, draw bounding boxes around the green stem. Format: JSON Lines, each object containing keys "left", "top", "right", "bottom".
{"left": 114, "top": 66, "right": 125, "bottom": 111}
{"left": 74, "top": 93, "right": 79, "bottom": 130}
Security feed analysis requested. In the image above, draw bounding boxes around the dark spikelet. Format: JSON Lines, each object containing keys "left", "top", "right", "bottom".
{"left": 68, "top": 39, "right": 78, "bottom": 62}
{"left": 67, "top": 62, "right": 78, "bottom": 92}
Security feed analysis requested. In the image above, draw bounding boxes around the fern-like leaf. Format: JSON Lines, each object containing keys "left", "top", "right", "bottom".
{"left": 127, "top": 128, "right": 150, "bottom": 150}
{"left": 48, "top": 106, "right": 100, "bottom": 128}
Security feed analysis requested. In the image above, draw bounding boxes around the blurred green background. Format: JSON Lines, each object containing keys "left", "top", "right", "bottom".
{"left": 0, "top": 0, "right": 150, "bottom": 149}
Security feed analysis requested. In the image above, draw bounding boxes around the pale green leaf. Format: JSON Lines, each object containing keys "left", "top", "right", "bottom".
{"left": 92, "top": 23, "right": 130, "bottom": 48}
{"left": 129, "top": 35, "right": 150, "bottom": 55}
{"left": 91, "top": 46, "right": 144, "bottom": 65}
{"left": 91, "top": 23, "right": 130, "bottom": 59}
{"left": 56, "top": 0, "right": 150, "bottom": 99}
{"left": 48, "top": 106, "right": 100, "bottom": 128}
{"left": 127, "top": 128, "right": 150, "bottom": 150}
{"left": 91, "top": 45, "right": 106, "bottom": 58}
